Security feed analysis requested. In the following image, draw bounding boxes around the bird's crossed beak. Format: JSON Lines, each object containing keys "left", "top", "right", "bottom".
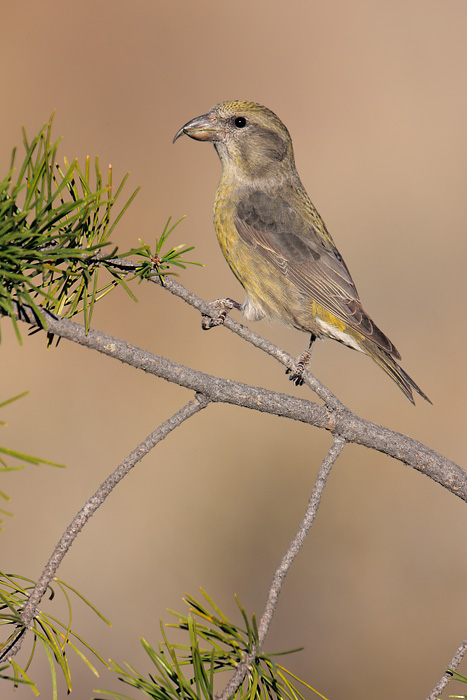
{"left": 173, "top": 112, "right": 220, "bottom": 144}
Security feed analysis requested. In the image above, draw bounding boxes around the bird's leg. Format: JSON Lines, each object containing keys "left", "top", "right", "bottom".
{"left": 201, "top": 298, "right": 242, "bottom": 330}
{"left": 286, "top": 333, "right": 317, "bottom": 386}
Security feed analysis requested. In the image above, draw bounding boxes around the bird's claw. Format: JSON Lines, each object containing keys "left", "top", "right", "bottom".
{"left": 201, "top": 298, "right": 242, "bottom": 331}
{"left": 201, "top": 313, "right": 224, "bottom": 330}
{"left": 286, "top": 348, "right": 312, "bottom": 386}
{"left": 285, "top": 366, "right": 305, "bottom": 386}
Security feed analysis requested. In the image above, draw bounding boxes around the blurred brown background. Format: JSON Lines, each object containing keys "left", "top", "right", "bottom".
{"left": 1, "top": 0, "right": 467, "bottom": 698}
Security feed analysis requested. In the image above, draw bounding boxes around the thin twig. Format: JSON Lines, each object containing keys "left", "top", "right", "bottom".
{"left": 426, "top": 637, "right": 467, "bottom": 700}
{"left": 0, "top": 392, "right": 210, "bottom": 663}
{"left": 258, "top": 435, "right": 347, "bottom": 645}
{"left": 98, "top": 257, "right": 343, "bottom": 409}
{"left": 217, "top": 436, "right": 347, "bottom": 700}
{"left": 159, "top": 276, "right": 343, "bottom": 409}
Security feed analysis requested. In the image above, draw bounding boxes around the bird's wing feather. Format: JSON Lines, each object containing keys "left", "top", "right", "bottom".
{"left": 234, "top": 190, "right": 399, "bottom": 357}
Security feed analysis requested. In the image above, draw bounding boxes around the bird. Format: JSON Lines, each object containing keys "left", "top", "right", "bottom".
{"left": 173, "top": 100, "right": 430, "bottom": 404}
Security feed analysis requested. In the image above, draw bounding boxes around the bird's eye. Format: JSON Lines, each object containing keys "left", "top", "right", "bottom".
{"left": 234, "top": 116, "right": 247, "bottom": 128}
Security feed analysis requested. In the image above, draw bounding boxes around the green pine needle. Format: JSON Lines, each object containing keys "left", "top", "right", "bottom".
{"left": 0, "top": 571, "right": 110, "bottom": 693}
{"left": 1, "top": 117, "right": 202, "bottom": 340}
{"left": 0, "top": 114, "right": 140, "bottom": 339}
{"left": 95, "top": 591, "right": 328, "bottom": 700}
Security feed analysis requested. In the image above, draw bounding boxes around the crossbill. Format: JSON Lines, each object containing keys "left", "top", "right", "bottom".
{"left": 174, "top": 101, "right": 430, "bottom": 404}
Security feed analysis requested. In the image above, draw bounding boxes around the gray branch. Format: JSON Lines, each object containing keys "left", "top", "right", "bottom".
{"left": 11, "top": 301, "right": 467, "bottom": 503}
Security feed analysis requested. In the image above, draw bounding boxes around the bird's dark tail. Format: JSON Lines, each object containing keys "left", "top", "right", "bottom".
{"left": 363, "top": 342, "right": 431, "bottom": 405}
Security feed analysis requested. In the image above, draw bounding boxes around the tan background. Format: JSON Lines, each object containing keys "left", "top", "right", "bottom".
{"left": 1, "top": 1, "right": 467, "bottom": 698}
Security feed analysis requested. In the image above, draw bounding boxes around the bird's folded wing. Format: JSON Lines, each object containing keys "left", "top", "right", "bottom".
{"left": 234, "top": 190, "right": 400, "bottom": 358}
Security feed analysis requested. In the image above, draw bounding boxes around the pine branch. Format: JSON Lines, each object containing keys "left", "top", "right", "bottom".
{"left": 2, "top": 278, "right": 466, "bottom": 697}
{"left": 6, "top": 300, "right": 466, "bottom": 503}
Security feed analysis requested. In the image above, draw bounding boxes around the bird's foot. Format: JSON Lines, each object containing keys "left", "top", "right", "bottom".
{"left": 201, "top": 298, "right": 242, "bottom": 330}
{"left": 286, "top": 350, "right": 312, "bottom": 386}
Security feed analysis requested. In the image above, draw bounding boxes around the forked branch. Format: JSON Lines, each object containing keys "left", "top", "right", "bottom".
{"left": 2, "top": 278, "right": 466, "bottom": 698}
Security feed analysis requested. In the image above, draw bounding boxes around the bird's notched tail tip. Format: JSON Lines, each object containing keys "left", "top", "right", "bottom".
{"left": 403, "top": 369, "right": 432, "bottom": 406}
{"left": 372, "top": 349, "right": 432, "bottom": 405}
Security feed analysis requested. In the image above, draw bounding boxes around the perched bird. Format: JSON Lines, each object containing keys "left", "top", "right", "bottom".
{"left": 173, "top": 101, "right": 430, "bottom": 404}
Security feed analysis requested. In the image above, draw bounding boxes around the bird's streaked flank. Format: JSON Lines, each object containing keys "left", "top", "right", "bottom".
{"left": 174, "top": 100, "right": 430, "bottom": 404}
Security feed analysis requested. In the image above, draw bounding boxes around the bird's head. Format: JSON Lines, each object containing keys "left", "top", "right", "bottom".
{"left": 173, "top": 101, "right": 296, "bottom": 183}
